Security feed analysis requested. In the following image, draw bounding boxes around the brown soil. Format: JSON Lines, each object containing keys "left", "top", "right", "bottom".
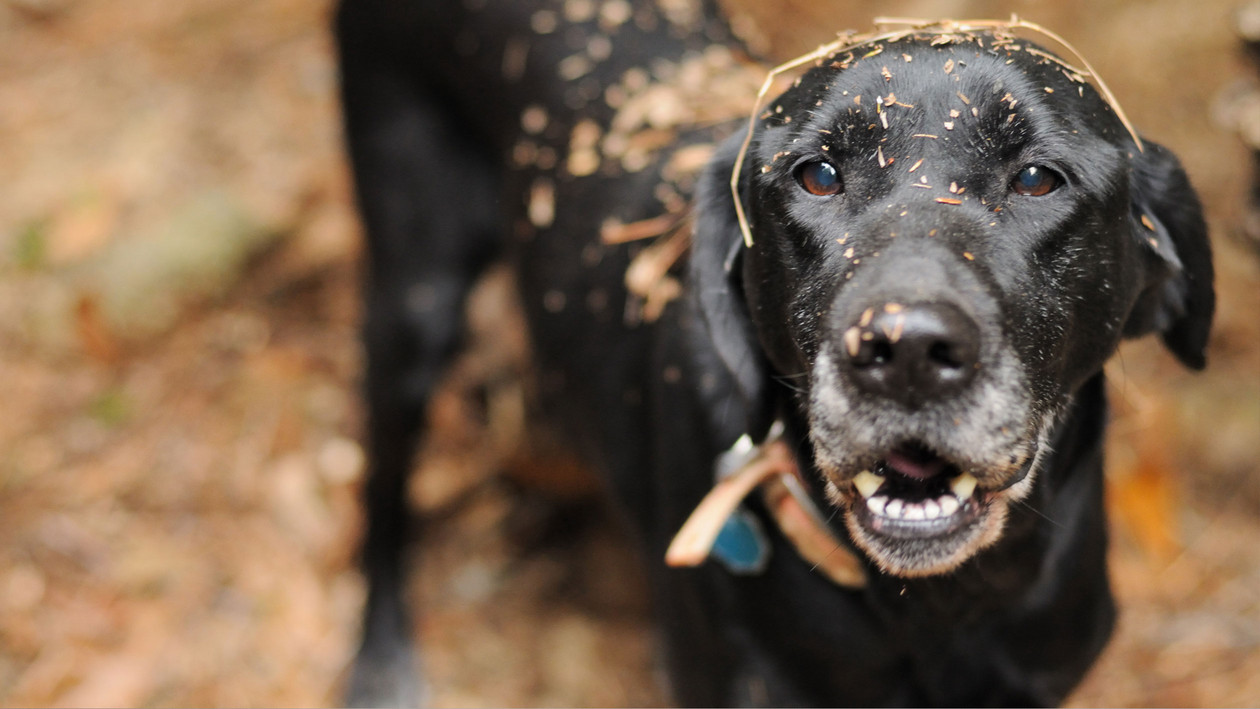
{"left": 1, "top": 0, "right": 1258, "bottom": 706}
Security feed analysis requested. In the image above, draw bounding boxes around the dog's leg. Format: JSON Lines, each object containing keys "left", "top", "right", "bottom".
{"left": 337, "top": 10, "right": 499, "bottom": 704}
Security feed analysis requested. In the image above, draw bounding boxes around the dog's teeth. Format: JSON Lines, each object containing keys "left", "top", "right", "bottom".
{"left": 852, "top": 470, "right": 886, "bottom": 499}
{"left": 866, "top": 495, "right": 888, "bottom": 516}
{"left": 885, "top": 498, "right": 904, "bottom": 519}
{"left": 950, "top": 472, "right": 978, "bottom": 500}
{"left": 923, "top": 499, "right": 941, "bottom": 520}
{"left": 867, "top": 489, "right": 965, "bottom": 522}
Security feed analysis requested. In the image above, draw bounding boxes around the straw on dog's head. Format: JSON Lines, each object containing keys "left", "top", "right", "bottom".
{"left": 731, "top": 17, "right": 1144, "bottom": 249}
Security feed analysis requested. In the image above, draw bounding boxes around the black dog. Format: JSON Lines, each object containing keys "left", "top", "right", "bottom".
{"left": 335, "top": 1, "right": 1214, "bottom": 705}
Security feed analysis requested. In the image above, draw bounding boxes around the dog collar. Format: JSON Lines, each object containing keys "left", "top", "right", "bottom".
{"left": 665, "top": 426, "right": 867, "bottom": 589}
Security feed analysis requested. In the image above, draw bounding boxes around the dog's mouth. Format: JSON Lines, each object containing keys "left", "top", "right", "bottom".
{"left": 852, "top": 443, "right": 984, "bottom": 530}
{"left": 829, "top": 441, "right": 1034, "bottom": 576}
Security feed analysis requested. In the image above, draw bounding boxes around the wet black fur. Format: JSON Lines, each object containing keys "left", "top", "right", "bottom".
{"left": 336, "top": 1, "right": 1214, "bottom": 705}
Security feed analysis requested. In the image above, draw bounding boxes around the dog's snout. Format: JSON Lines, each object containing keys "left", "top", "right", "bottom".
{"left": 841, "top": 303, "right": 981, "bottom": 408}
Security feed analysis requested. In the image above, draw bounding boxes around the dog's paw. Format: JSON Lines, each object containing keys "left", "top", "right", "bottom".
{"left": 344, "top": 618, "right": 426, "bottom": 708}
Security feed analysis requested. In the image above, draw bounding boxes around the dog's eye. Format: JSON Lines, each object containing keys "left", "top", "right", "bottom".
{"left": 1010, "top": 165, "right": 1062, "bottom": 197}
{"left": 795, "top": 160, "right": 844, "bottom": 197}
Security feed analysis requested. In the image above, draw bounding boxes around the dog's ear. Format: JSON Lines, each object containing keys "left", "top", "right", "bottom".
{"left": 687, "top": 135, "right": 774, "bottom": 444}
{"left": 1123, "top": 140, "right": 1215, "bottom": 370}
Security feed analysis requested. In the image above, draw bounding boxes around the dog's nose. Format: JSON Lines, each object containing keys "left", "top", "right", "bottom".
{"left": 840, "top": 302, "right": 981, "bottom": 408}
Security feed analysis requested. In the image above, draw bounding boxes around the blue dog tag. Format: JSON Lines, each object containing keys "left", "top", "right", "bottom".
{"left": 710, "top": 507, "right": 771, "bottom": 575}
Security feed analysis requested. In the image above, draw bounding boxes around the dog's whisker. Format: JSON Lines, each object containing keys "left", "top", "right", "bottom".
{"left": 772, "top": 375, "right": 807, "bottom": 395}
{"left": 1015, "top": 498, "right": 1064, "bottom": 529}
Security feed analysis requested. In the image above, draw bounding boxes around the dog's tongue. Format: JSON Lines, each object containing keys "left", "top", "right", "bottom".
{"left": 885, "top": 448, "right": 947, "bottom": 480}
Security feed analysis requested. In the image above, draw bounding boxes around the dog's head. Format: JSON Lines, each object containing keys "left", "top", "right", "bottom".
{"left": 691, "top": 30, "right": 1214, "bottom": 576}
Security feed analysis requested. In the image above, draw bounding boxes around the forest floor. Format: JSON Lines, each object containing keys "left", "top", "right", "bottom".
{"left": 1, "top": 0, "right": 1259, "bottom": 705}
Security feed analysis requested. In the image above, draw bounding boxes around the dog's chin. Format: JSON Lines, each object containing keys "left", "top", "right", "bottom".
{"left": 823, "top": 447, "right": 1037, "bottom": 577}
{"left": 842, "top": 490, "right": 1010, "bottom": 577}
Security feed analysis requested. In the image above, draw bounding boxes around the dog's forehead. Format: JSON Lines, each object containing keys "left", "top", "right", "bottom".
{"left": 794, "top": 33, "right": 1098, "bottom": 107}
{"left": 744, "top": 31, "right": 1135, "bottom": 202}
{"left": 764, "top": 33, "right": 1127, "bottom": 154}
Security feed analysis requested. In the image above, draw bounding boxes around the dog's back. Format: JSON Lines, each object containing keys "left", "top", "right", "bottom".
{"left": 335, "top": 1, "right": 755, "bottom": 702}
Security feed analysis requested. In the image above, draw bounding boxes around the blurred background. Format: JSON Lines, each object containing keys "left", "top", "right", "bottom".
{"left": 1, "top": 0, "right": 1257, "bottom": 705}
